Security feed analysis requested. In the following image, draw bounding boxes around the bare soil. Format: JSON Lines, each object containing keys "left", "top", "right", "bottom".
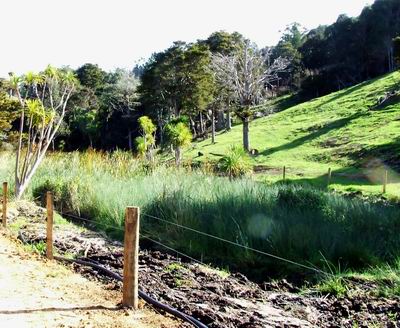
{"left": 0, "top": 229, "right": 181, "bottom": 327}
{"left": 8, "top": 201, "right": 400, "bottom": 328}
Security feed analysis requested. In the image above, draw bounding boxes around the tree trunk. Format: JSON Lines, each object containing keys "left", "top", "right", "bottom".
{"left": 175, "top": 146, "right": 181, "bottom": 166}
{"left": 190, "top": 117, "right": 197, "bottom": 139}
{"left": 15, "top": 145, "right": 49, "bottom": 199}
{"left": 211, "top": 109, "right": 216, "bottom": 144}
{"left": 226, "top": 111, "right": 232, "bottom": 130}
{"left": 217, "top": 110, "right": 225, "bottom": 131}
{"left": 242, "top": 117, "right": 250, "bottom": 152}
{"left": 199, "top": 112, "right": 204, "bottom": 135}
{"left": 128, "top": 129, "right": 132, "bottom": 151}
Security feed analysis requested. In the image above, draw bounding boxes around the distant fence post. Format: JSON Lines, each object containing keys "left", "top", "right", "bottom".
{"left": 2, "top": 182, "right": 7, "bottom": 228}
{"left": 123, "top": 206, "right": 140, "bottom": 309}
{"left": 283, "top": 166, "right": 286, "bottom": 181}
{"left": 327, "top": 168, "right": 332, "bottom": 188}
{"left": 46, "top": 192, "right": 54, "bottom": 260}
{"left": 383, "top": 170, "right": 388, "bottom": 194}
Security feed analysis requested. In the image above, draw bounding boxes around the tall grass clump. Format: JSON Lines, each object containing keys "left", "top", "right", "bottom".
{"left": 3, "top": 150, "right": 400, "bottom": 280}
{"left": 218, "top": 145, "right": 252, "bottom": 178}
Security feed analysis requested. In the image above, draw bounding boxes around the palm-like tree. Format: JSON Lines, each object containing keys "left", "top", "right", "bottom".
{"left": 10, "top": 66, "right": 78, "bottom": 198}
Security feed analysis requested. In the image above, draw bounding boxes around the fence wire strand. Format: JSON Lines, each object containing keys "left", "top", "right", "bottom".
{"left": 140, "top": 231, "right": 206, "bottom": 266}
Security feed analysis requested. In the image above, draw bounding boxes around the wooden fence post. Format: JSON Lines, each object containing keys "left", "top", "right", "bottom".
{"left": 283, "top": 166, "right": 286, "bottom": 181}
{"left": 123, "top": 206, "right": 140, "bottom": 309}
{"left": 2, "top": 182, "right": 7, "bottom": 228}
{"left": 383, "top": 170, "right": 388, "bottom": 194}
{"left": 327, "top": 168, "right": 332, "bottom": 187}
{"left": 46, "top": 192, "right": 54, "bottom": 260}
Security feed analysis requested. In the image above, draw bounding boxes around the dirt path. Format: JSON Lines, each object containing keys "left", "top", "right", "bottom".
{"left": 0, "top": 232, "right": 180, "bottom": 328}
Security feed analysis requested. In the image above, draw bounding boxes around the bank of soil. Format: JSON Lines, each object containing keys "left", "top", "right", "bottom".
{"left": 8, "top": 201, "right": 400, "bottom": 327}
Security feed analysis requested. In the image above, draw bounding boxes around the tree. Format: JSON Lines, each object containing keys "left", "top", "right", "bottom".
{"left": 9, "top": 66, "right": 78, "bottom": 198}
{"left": 393, "top": 36, "right": 400, "bottom": 67}
{"left": 203, "top": 31, "right": 245, "bottom": 132}
{"left": 135, "top": 116, "right": 156, "bottom": 160}
{"left": 76, "top": 63, "right": 106, "bottom": 91}
{"left": 70, "top": 107, "right": 99, "bottom": 148}
{"left": 166, "top": 119, "right": 192, "bottom": 166}
{"left": 0, "top": 91, "right": 19, "bottom": 146}
{"left": 212, "top": 41, "right": 289, "bottom": 151}
{"left": 271, "top": 23, "right": 305, "bottom": 90}
{"left": 96, "top": 69, "right": 140, "bottom": 150}
{"left": 112, "top": 69, "right": 140, "bottom": 149}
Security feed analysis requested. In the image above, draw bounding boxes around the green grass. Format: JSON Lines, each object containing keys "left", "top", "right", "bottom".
{"left": 1, "top": 151, "right": 400, "bottom": 285}
{"left": 315, "top": 258, "right": 400, "bottom": 298}
{"left": 188, "top": 71, "right": 400, "bottom": 197}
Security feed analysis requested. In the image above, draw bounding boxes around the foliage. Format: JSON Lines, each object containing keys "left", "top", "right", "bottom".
{"left": 218, "top": 145, "right": 251, "bottom": 178}
{"left": 166, "top": 122, "right": 192, "bottom": 148}
{"left": 299, "top": 0, "right": 400, "bottom": 97}
{"left": 135, "top": 137, "right": 146, "bottom": 157}
{"left": 0, "top": 92, "right": 20, "bottom": 145}
{"left": 136, "top": 115, "right": 156, "bottom": 158}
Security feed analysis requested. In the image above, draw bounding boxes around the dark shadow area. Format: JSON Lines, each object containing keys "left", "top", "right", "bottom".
{"left": 0, "top": 305, "right": 121, "bottom": 315}
{"left": 260, "top": 111, "right": 367, "bottom": 157}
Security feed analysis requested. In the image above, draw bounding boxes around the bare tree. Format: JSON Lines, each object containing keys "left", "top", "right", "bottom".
{"left": 112, "top": 69, "right": 140, "bottom": 150}
{"left": 211, "top": 41, "right": 289, "bottom": 151}
{"left": 9, "top": 66, "right": 78, "bottom": 198}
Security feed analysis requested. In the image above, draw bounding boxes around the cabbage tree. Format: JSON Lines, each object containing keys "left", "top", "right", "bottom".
{"left": 9, "top": 66, "right": 78, "bottom": 198}
{"left": 166, "top": 120, "right": 192, "bottom": 166}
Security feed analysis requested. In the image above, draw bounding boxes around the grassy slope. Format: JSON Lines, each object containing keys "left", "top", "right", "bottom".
{"left": 189, "top": 72, "right": 400, "bottom": 196}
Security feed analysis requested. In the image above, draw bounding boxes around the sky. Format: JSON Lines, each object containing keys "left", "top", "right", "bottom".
{"left": 0, "top": 0, "right": 373, "bottom": 78}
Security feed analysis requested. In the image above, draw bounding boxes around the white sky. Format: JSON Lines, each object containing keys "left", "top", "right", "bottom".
{"left": 0, "top": 0, "right": 373, "bottom": 77}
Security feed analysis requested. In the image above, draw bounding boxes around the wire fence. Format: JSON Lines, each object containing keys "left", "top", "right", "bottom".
{"left": 60, "top": 209, "right": 331, "bottom": 277}
{"left": 58, "top": 209, "right": 378, "bottom": 291}
{"left": 0, "top": 183, "right": 374, "bottom": 291}
{"left": 141, "top": 213, "right": 330, "bottom": 276}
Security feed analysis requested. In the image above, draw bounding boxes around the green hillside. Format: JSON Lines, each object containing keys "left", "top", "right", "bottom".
{"left": 189, "top": 72, "right": 400, "bottom": 197}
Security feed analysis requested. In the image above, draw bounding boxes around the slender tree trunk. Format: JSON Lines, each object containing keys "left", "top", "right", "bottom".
{"left": 242, "top": 117, "right": 250, "bottom": 152}
{"left": 175, "top": 146, "right": 181, "bottom": 166}
{"left": 226, "top": 111, "right": 232, "bottom": 130}
{"left": 217, "top": 110, "right": 225, "bottom": 131}
{"left": 199, "top": 112, "right": 204, "bottom": 135}
{"left": 190, "top": 117, "right": 197, "bottom": 139}
{"left": 211, "top": 109, "right": 216, "bottom": 144}
{"left": 128, "top": 129, "right": 132, "bottom": 150}
{"left": 15, "top": 142, "right": 50, "bottom": 198}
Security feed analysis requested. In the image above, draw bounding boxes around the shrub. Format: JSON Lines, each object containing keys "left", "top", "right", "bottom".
{"left": 218, "top": 145, "right": 252, "bottom": 178}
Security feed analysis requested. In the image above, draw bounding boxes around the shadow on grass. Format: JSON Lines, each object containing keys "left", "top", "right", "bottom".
{"left": 260, "top": 111, "right": 367, "bottom": 157}
{"left": 347, "top": 138, "right": 400, "bottom": 170}
{"left": 316, "top": 79, "right": 377, "bottom": 107}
